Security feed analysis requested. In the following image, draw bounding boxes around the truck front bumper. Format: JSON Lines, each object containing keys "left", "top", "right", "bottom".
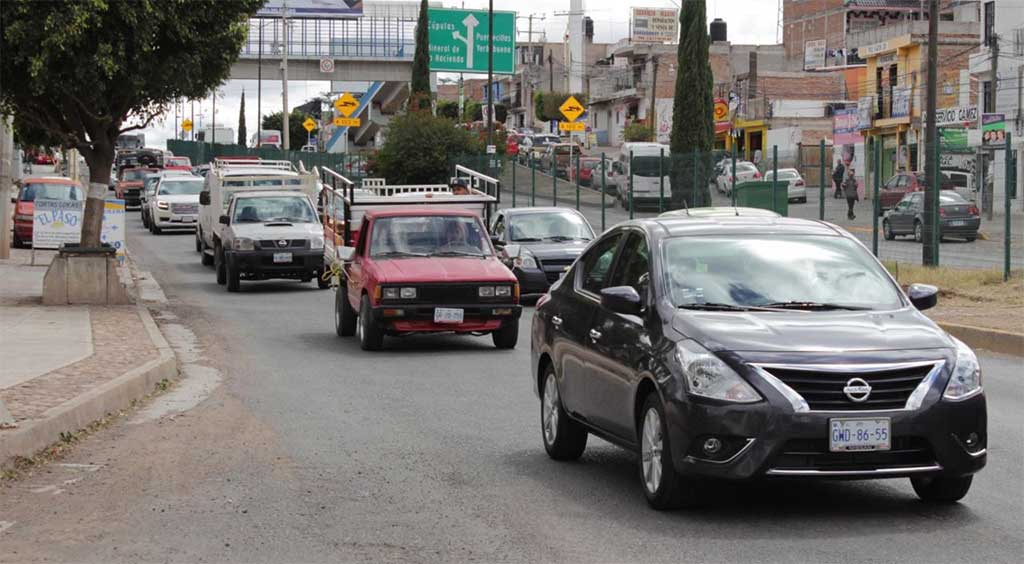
{"left": 227, "top": 249, "right": 324, "bottom": 280}
{"left": 372, "top": 303, "right": 522, "bottom": 334}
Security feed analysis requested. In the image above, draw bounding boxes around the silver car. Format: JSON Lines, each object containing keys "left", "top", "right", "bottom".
{"left": 764, "top": 168, "right": 807, "bottom": 203}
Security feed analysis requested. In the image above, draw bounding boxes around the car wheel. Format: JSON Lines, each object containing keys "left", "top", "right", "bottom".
{"left": 913, "top": 221, "right": 923, "bottom": 243}
{"left": 492, "top": 318, "right": 519, "bottom": 349}
{"left": 883, "top": 220, "right": 895, "bottom": 240}
{"left": 911, "top": 474, "right": 973, "bottom": 504}
{"left": 201, "top": 249, "right": 214, "bottom": 266}
{"left": 195, "top": 232, "right": 203, "bottom": 253}
{"left": 639, "top": 393, "right": 699, "bottom": 510}
{"left": 965, "top": 235, "right": 976, "bottom": 242}
{"left": 215, "top": 245, "right": 227, "bottom": 285}
{"left": 141, "top": 212, "right": 149, "bottom": 229}
{"left": 226, "top": 259, "right": 240, "bottom": 292}
{"left": 151, "top": 223, "right": 162, "bottom": 235}
{"left": 316, "top": 271, "right": 331, "bottom": 289}
{"left": 358, "top": 294, "right": 384, "bottom": 351}
{"left": 540, "top": 364, "right": 587, "bottom": 460}
{"left": 335, "top": 286, "right": 357, "bottom": 337}
{"left": 12, "top": 232, "right": 24, "bottom": 248}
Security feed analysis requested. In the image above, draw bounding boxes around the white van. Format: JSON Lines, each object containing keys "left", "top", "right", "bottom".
{"left": 617, "top": 142, "right": 671, "bottom": 211}
{"left": 196, "top": 159, "right": 319, "bottom": 265}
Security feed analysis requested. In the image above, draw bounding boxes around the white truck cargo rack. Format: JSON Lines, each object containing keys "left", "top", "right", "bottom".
{"left": 212, "top": 158, "right": 295, "bottom": 172}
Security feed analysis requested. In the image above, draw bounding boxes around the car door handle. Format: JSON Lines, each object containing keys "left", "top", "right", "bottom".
{"left": 551, "top": 316, "right": 563, "bottom": 327}
{"left": 589, "top": 329, "right": 602, "bottom": 341}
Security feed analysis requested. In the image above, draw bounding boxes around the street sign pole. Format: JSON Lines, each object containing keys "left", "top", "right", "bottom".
{"left": 819, "top": 139, "right": 826, "bottom": 220}
{"left": 1005, "top": 132, "right": 1012, "bottom": 281}
{"left": 486, "top": 0, "right": 494, "bottom": 164}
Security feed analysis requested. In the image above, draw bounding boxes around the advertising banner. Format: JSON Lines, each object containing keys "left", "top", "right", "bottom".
{"left": 804, "top": 40, "right": 827, "bottom": 70}
{"left": 833, "top": 108, "right": 863, "bottom": 146}
{"left": 935, "top": 105, "right": 979, "bottom": 127}
{"left": 857, "top": 96, "right": 874, "bottom": 130}
{"left": 982, "top": 113, "right": 1006, "bottom": 146}
{"left": 258, "top": 0, "right": 362, "bottom": 18}
{"left": 631, "top": 8, "right": 679, "bottom": 43}
{"left": 101, "top": 199, "right": 127, "bottom": 264}
{"left": 32, "top": 200, "right": 84, "bottom": 250}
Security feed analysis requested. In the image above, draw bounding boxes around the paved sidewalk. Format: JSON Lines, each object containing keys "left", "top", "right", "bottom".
{"left": 0, "top": 248, "right": 176, "bottom": 463}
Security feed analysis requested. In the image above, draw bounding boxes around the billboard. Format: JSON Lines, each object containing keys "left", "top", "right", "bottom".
{"left": 428, "top": 8, "right": 516, "bottom": 74}
{"left": 982, "top": 113, "right": 1006, "bottom": 146}
{"left": 257, "top": 0, "right": 363, "bottom": 18}
{"left": 804, "top": 40, "right": 827, "bottom": 70}
{"left": 833, "top": 108, "right": 863, "bottom": 146}
{"left": 631, "top": 8, "right": 678, "bottom": 43}
{"left": 935, "top": 105, "right": 979, "bottom": 127}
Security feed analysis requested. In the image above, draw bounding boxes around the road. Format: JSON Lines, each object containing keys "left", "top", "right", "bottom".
{"left": 1, "top": 213, "right": 1022, "bottom": 563}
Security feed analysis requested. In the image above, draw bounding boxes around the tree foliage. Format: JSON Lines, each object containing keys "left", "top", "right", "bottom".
{"left": 623, "top": 123, "right": 653, "bottom": 142}
{"left": 436, "top": 100, "right": 460, "bottom": 120}
{"left": 262, "top": 109, "right": 316, "bottom": 147}
{"left": 237, "top": 91, "right": 247, "bottom": 146}
{"left": 0, "top": 0, "right": 262, "bottom": 245}
{"left": 410, "top": 0, "right": 431, "bottom": 111}
{"left": 669, "top": 0, "right": 714, "bottom": 207}
{"left": 375, "top": 112, "right": 481, "bottom": 184}
{"left": 534, "top": 92, "right": 588, "bottom": 122}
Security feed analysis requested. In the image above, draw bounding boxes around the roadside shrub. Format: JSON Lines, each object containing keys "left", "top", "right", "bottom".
{"left": 375, "top": 112, "right": 482, "bottom": 184}
{"left": 623, "top": 123, "right": 654, "bottom": 142}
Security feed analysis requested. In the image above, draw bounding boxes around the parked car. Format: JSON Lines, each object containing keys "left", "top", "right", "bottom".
{"left": 531, "top": 214, "right": 986, "bottom": 509}
{"left": 147, "top": 175, "right": 204, "bottom": 234}
{"left": 879, "top": 171, "right": 958, "bottom": 212}
{"left": 763, "top": 168, "right": 807, "bottom": 203}
{"left": 11, "top": 176, "right": 84, "bottom": 248}
{"left": 573, "top": 157, "right": 609, "bottom": 187}
{"left": 164, "top": 156, "right": 193, "bottom": 171}
{"left": 33, "top": 153, "right": 54, "bottom": 166}
{"left": 941, "top": 169, "right": 975, "bottom": 198}
{"left": 658, "top": 206, "right": 780, "bottom": 219}
{"left": 715, "top": 161, "right": 760, "bottom": 195}
{"left": 883, "top": 190, "right": 980, "bottom": 242}
{"left": 520, "top": 134, "right": 560, "bottom": 164}
{"left": 491, "top": 207, "right": 595, "bottom": 294}
{"left": 540, "top": 143, "right": 578, "bottom": 179}
{"left": 216, "top": 190, "right": 328, "bottom": 291}
{"left": 616, "top": 143, "right": 672, "bottom": 210}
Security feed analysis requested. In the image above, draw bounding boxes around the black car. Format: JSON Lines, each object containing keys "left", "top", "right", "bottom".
{"left": 883, "top": 190, "right": 980, "bottom": 242}
{"left": 531, "top": 215, "right": 986, "bottom": 509}
{"left": 491, "top": 207, "right": 595, "bottom": 294}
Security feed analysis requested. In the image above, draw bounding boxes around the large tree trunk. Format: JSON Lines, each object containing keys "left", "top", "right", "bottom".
{"left": 80, "top": 144, "right": 114, "bottom": 248}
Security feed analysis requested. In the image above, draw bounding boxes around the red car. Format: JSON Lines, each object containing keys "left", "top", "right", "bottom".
{"left": 11, "top": 176, "right": 84, "bottom": 248}
{"left": 332, "top": 208, "right": 521, "bottom": 350}
{"left": 879, "top": 171, "right": 958, "bottom": 212}
{"left": 573, "top": 157, "right": 603, "bottom": 186}
{"left": 33, "top": 153, "right": 54, "bottom": 165}
{"left": 115, "top": 166, "right": 160, "bottom": 208}
{"left": 164, "top": 156, "right": 192, "bottom": 171}
{"left": 506, "top": 134, "right": 520, "bottom": 157}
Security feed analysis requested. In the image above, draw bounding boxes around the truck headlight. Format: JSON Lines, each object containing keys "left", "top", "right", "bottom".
{"left": 310, "top": 236, "right": 325, "bottom": 250}
{"left": 479, "top": 286, "right": 495, "bottom": 297}
{"left": 157, "top": 201, "right": 169, "bottom": 210}
{"left": 399, "top": 287, "right": 417, "bottom": 299}
{"left": 676, "top": 340, "right": 761, "bottom": 403}
{"left": 513, "top": 253, "right": 537, "bottom": 269}
{"left": 495, "top": 286, "right": 512, "bottom": 298}
{"left": 233, "top": 237, "right": 255, "bottom": 251}
{"left": 944, "top": 338, "right": 982, "bottom": 401}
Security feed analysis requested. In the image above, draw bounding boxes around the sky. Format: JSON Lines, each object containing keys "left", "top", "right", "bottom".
{"left": 141, "top": 0, "right": 778, "bottom": 149}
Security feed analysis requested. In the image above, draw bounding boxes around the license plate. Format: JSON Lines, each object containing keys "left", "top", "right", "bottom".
{"left": 830, "top": 418, "right": 891, "bottom": 452}
{"left": 181, "top": 216, "right": 195, "bottom": 223}
{"left": 434, "top": 307, "right": 464, "bottom": 324}
{"left": 949, "top": 220, "right": 966, "bottom": 226}
{"left": 273, "top": 252, "right": 292, "bottom": 264}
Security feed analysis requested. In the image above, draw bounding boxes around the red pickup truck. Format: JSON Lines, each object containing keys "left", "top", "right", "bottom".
{"left": 322, "top": 170, "right": 521, "bottom": 350}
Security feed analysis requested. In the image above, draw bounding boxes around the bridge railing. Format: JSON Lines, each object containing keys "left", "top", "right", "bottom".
{"left": 242, "top": 16, "right": 416, "bottom": 60}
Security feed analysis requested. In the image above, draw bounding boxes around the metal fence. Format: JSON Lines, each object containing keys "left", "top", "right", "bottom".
{"left": 241, "top": 16, "right": 415, "bottom": 60}
{"left": 167, "top": 140, "right": 370, "bottom": 180}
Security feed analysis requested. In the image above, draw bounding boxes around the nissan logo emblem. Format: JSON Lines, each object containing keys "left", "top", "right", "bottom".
{"left": 277, "top": 239, "right": 288, "bottom": 248}
{"left": 843, "top": 377, "right": 872, "bottom": 403}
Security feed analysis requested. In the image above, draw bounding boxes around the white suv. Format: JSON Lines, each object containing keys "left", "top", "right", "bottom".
{"left": 148, "top": 175, "right": 204, "bottom": 234}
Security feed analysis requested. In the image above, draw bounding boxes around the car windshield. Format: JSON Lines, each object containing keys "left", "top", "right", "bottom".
{"left": 508, "top": 212, "right": 594, "bottom": 242}
{"left": 232, "top": 196, "right": 315, "bottom": 223}
{"left": 370, "top": 215, "right": 490, "bottom": 258}
{"left": 21, "top": 183, "right": 82, "bottom": 202}
{"left": 772, "top": 170, "right": 800, "bottom": 180}
{"left": 944, "top": 173, "right": 968, "bottom": 188}
{"left": 632, "top": 155, "right": 670, "bottom": 177}
{"left": 535, "top": 135, "right": 559, "bottom": 145}
{"left": 121, "top": 169, "right": 153, "bottom": 181}
{"left": 167, "top": 157, "right": 190, "bottom": 166}
{"left": 158, "top": 180, "right": 204, "bottom": 196}
{"left": 663, "top": 236, "right": 903, "bottom": 310}
{"left": 736, "top": 163, "right": 758, "bottom": 173}
{"left": 581, "top": 160, "right": 601, "bottom": 170}
{"left": 144, "top": 176, "right": 161, "bottom": 192}
{"left": 940, "top": 191, "right": 968, "bottom": 204}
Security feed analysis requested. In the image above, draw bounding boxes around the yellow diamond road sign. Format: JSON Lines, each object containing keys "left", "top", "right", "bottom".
{"left": 334, "top": 92, "right": 359, "bottom": 117}
{"left": 303, "top": 118, "right": 317, "bottom": 133}
{"left": 559, "top": 96, "right": 585, "bottom": 122}
{"left": 181, "top": 118, "right": 193, "bottom": 132}
{"left": 333, "top": 117, "right": 361, "bottom": 127}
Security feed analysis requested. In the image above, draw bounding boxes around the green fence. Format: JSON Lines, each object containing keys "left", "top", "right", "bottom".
{"left": 167, "top": 140, "right": 370, "bottom": 180}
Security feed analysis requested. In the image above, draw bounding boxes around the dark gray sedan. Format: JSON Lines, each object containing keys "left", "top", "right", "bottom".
{"left": 490, "top": 207, "right": 595, "bottom": 294}
{"left": 883, "top": 190, "right": 980, "bottom": 242}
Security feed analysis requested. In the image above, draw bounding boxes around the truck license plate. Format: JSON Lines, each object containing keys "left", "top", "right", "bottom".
{"left": 273, "top": 252, "right": 292, "bottom": 264}
{"left": 830, "top": 418, "right": 891, "bottom": 452}
{"left": 949, "top": 220, "right": 966, "bottom": 226}
{"left": 434, "top": 308, "right": 464, "bottom": 324}
{"left": 181, "top": 216, "right": 195, "bottom": 223}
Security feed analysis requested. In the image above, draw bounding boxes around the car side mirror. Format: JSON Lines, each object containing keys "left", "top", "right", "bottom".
{"left": 218, "top": 215, "right": 229, "bottom": 225}
{"left": 907, "top": 283, "right": 938, "bottom": 311}
{"left": 336, "top": 246, "right": 356, "bottom": 262}
{"left": 199, "top": 191, "right": 211, "bottom": 205}
{"left": 600, "top": 286, "right": 643, "bottom": 316}
{"left": 490, "top": 234, "right": 504, "bottom": 247}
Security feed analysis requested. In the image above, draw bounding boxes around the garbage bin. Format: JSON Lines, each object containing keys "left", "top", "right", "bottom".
{"left": 734, "top": 181, "right": 789, "bottom": 216}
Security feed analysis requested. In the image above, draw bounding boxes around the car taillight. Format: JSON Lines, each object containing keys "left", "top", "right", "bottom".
{"left": 939, "top": 208, "right": 946, "bottom": 217}
{"left": 795, "top": 180, "right": 805, "bottom": 186}
{"left": 753, "top": 171, "right": 761, "bottom": 179}
{"left": 969, "top": 205, "right": 979, "bottom": 215}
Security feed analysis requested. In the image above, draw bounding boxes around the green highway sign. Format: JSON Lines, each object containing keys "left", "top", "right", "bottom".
{"left": 428, "top": 8, "right": 516, "bottom": 74}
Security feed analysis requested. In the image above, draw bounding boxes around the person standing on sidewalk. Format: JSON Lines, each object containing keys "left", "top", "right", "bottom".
{"left": 832, "top": 158, "right": 845, "bottom": 199}
{"left": 842, "top": 168, "right": 859, "bottom": 220}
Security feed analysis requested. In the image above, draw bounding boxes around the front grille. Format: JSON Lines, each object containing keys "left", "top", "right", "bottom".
{"left": 762, "top": 363, "right": 936, "bottom": 411}
{"left": 539, "top": 258, "right": 574, "bottom": 283}
{"left": 382, "top": 283, "right": 512, "bottom": 305}
{"left": 257, "top": 239, "right": 308, "bottom": 249}
{"left": 171, "top": 203, "right": 198, "bottom": 214}
{"left": 771, "top": 437, "right": 934, "bottom": 471}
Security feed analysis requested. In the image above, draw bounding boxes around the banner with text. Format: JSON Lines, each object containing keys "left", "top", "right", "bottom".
{"left": 631, "top": 8, "right": 678, "bottom": 43}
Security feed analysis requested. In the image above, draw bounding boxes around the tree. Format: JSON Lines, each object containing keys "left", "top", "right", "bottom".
{"left": 375, "top": 112, "right": 481, "bottom": 184}
{"left": 237, "top": 90, "right": 247, "bottom": 146}
{"left": 410, "top": 0, "right": 431, "bottom": 111}
{"left": 262, "top": 109, "right": 315, "bottom": 147}
{"left": 0, "top": 0, "right": 262, "bottom": 247}
{"left": 437, "top": 100, "right": 460, "bottom": 120}
{"left": 668, "top": 0, "right": 714, "bottom": 207}
{"left": 623, "top": 123, "right": 653, "bottom": 142}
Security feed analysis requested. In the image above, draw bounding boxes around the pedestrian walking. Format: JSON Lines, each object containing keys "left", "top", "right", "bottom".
{"left": 842, "top": 168, "right": 858, "bottom": 220}
{"left": 832, "top": 159, "right": 845, "bottom": 199}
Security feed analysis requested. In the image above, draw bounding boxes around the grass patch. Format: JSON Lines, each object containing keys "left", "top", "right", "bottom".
{"left": 882, "top": 261, "right": 1023, "bottom": 305}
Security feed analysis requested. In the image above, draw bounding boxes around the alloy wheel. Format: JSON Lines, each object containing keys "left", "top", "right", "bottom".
{"left": 641, "top": 408, "right": 663, "bottom": 495}
{"left": 542, "top": 375, "right": 560, "bottom": 446}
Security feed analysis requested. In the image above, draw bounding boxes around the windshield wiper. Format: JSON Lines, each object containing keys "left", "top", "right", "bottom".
{"left": 545, "top": 235, "right": 588, "bottom": 242}
{"left": 432, "top": 250, "right": 487, "bottom": 257}
{"left": 512, "top": 237, "right": 543, "bottom": 242}
{"left": 374, "top": 251, "right": 429, "bottom": 258}
{"left": 678, "top": 302, "right": 787, "bottom": 312}
{"left": 758, "top": 301, "right": 871, "bottom": 311}
{"left": 235, "top": 218, "right": 263, "bottom": 223}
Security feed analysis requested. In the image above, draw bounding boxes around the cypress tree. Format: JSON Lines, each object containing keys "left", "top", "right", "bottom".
{"left": 410, "top": 0, "right": 431, "bottom": 111}
{"left": 237, "top": 90, "right": 247, "bottom": 146}
{"left": 668, "top": 0, "right": 714, "bottom": 207}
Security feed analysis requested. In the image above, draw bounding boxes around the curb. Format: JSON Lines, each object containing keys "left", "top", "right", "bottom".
{"left": 0, "top": 305, "right": 179, "bottom": 466}
{"left": 938, "top": 321, "right": 1024, "bottom": 357}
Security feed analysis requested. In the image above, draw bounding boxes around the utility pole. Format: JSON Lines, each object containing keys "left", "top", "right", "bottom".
{"left": 650, "top": 56, "right": 659, "bottom": 141}
{"left": 986, "top": 33, "right": 999, "bottom": 219}
{"left": 258, "top": 17, "right": 263, "bottom": 148}
{"left": 517, "top": 13, "right": 545, "bottom": 130}
{"left": 282, "top": 1, "right": 290, "bottom": 151}
{"left": 487, "top": 0, "right": 494, "bottom": 151}
{"left": 191, "top": 100, "right": 195, "bottom": 141}
{"left": 549, "top": 51, "right": 554, "bottom": 91}
{"left": 212, "top": 89, "right": 216, "bottom": 143}
{"left": 922, "top": 0, "right": 939, "bottom": 266}
{"left": 0, "top": 116, "right": 13, "bottom": 259}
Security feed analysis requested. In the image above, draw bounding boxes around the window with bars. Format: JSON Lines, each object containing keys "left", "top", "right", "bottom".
{"left": 983, "top": 2, "right": 995, "bottom": 47}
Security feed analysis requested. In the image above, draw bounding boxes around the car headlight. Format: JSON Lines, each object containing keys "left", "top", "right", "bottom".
{"left": 233, "top": 237, "right": 254, "bottom": 251}
{"left": 399, "top": 287, "right": 417, "bottom": 299}
{"left": 513, "top": 253, "right": 537, "bottom": 269}
{"left": 15, "top": 213, "right": 33, "bottom": 222}
{"left": 479, "top": 286, "right": 496, "bottom": 297}
{"left": 157, "top": 201, "right": 169, "bottom": 210}
{"left": 310, "top": 236, "right": 325, "bottom": 250}
{"left": 944, "top": 337, "right": 982, "bottom": 401}
{"left": 383, "top": 287, "right": 417, "bottom": 300}
{"left": 495, "top": 286, "right": 512, "bottom": 298}
{"left": 675, "top": 340, "right": 761, "bottom": 403}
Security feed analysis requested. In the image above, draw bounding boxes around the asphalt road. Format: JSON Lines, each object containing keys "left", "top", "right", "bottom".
{"left": 1, "top": 212, "right": 1022, "bottom": 563}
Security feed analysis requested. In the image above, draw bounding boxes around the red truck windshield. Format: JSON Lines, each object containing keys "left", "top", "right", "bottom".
{"left": 370, "top": 216, "right": 490, "bottom": 258}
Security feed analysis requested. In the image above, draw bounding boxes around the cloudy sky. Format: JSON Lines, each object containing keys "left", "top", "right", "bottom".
{"left": 142, "top": 0, "right": 777, "bottom": 149}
